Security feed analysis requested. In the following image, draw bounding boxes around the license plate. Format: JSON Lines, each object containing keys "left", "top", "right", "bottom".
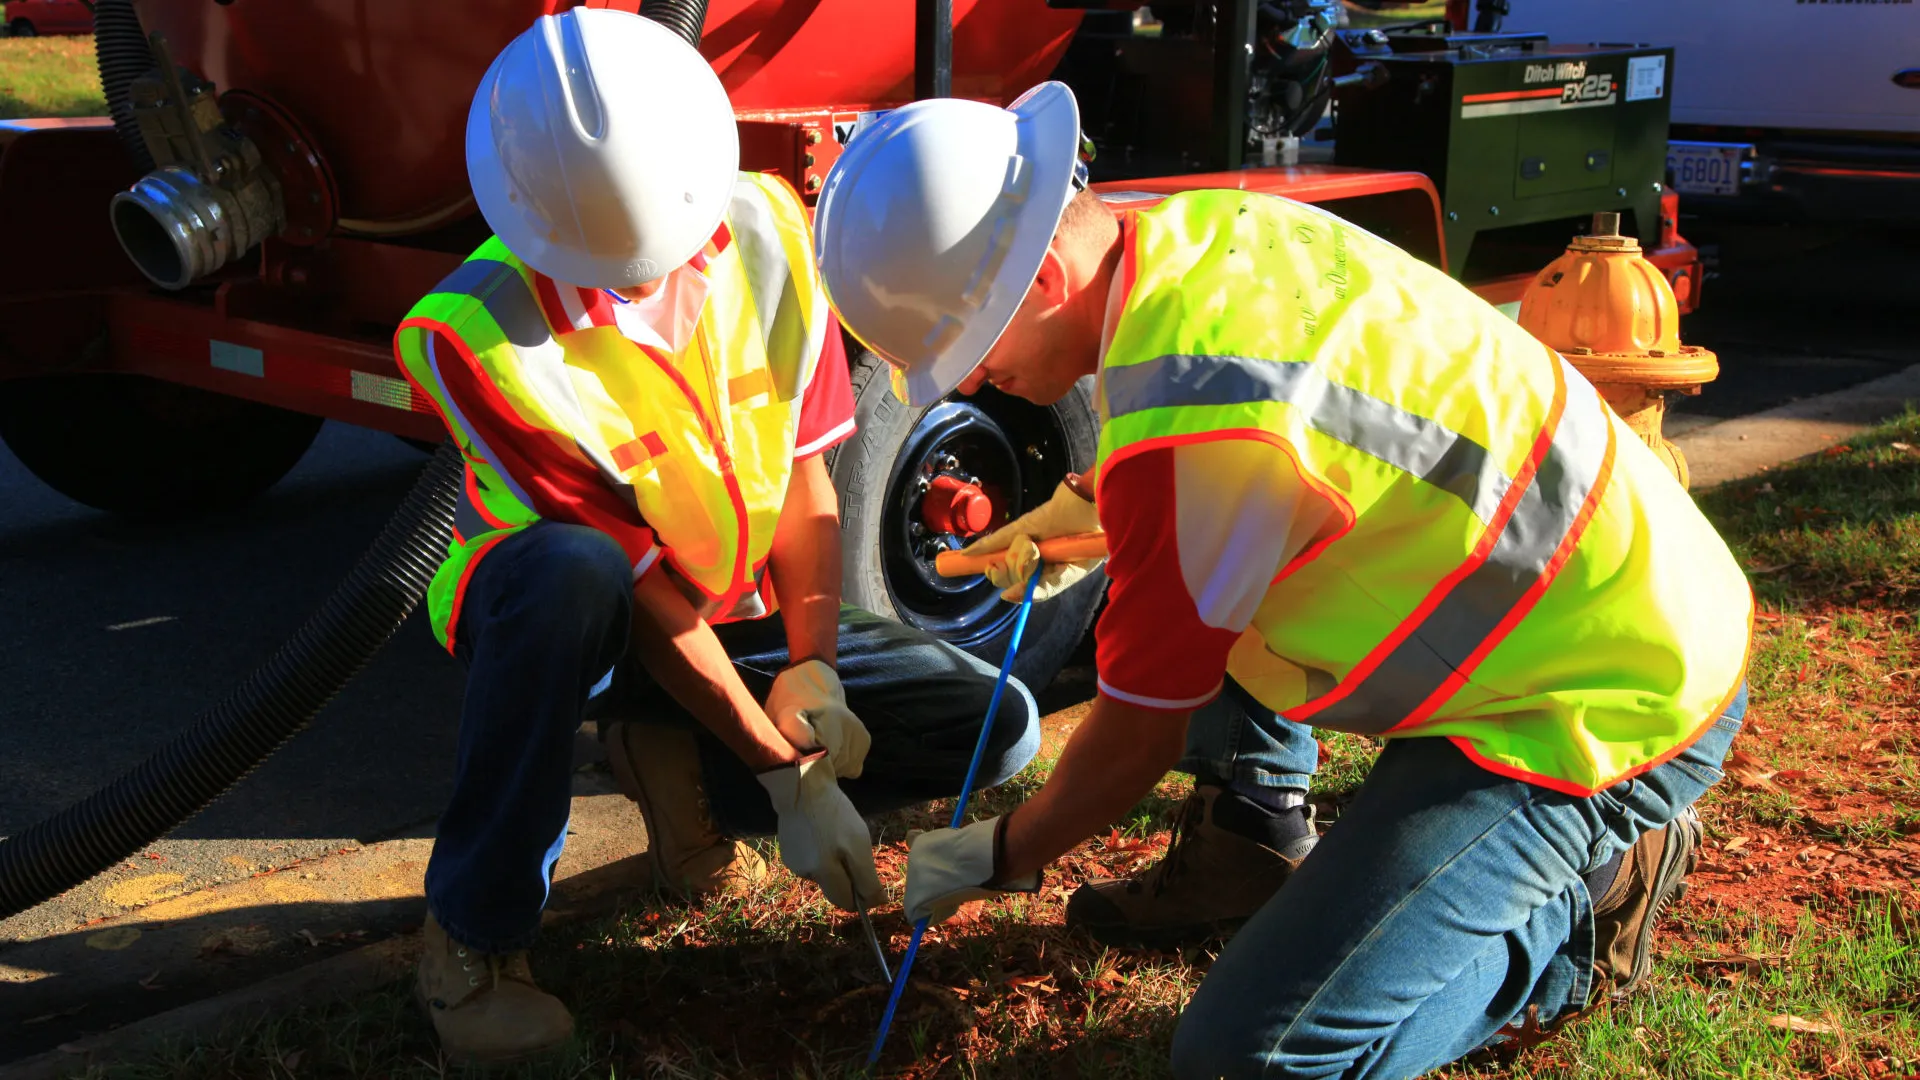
{"left": 1666, "top": 141, "right": 1748, "bottom": 197}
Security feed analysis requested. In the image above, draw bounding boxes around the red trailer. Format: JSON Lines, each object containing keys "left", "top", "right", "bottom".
{"left": 0, "top": 0, "right": 1702, "bottom": 690}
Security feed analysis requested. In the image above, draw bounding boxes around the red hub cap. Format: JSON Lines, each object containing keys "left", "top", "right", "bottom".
{"left": 920, "top": 474, "right": 993, "bottom": 537}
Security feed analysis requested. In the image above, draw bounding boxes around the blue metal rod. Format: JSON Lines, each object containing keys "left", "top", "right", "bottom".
{"left": 867, "top": 568, "right": 1042, "bottom": 1070}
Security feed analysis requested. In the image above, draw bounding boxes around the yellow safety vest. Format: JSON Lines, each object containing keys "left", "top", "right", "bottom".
{"left": 393, "top": 172, "right": 831, "bottom": 651}
{"left": 1097, "top": 190, "right": 1752, "bottom": 796}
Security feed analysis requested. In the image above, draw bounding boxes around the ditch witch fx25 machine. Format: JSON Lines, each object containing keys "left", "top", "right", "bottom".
{"left": 1057, "top": 0, "right": 1688, "bottom": 301}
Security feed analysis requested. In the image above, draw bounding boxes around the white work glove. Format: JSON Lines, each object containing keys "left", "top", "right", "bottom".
{"left": 756, "top": 753, "right": 883, "bottom": 912}
{"left": 903, "top": 816, "right": 1041, "bottom": 924}
{"left": 765, "top": 660, "right": 871, "bottom": 779}
{"left": 956, "top": 477, "right": 1103, "bottom": 603}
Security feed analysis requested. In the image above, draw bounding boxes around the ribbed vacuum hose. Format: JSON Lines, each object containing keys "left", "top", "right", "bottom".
{"left": 0, "top": 444, "right": 461, "bottom": 919}
{"left": 92, "top": 0, "right": 154, "bottom": 172}
{"left": 640, "top": 0, "right": 710, "bottom": 48}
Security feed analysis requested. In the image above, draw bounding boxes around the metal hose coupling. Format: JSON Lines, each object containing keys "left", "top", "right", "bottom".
{"left": 107, "top": 32, "right": 288, "bottom": 290}
{"left": 111, "top": 164, "right": 283, "bottom": 290}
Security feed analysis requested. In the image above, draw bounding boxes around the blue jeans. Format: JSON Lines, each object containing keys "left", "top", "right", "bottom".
{"left": 423, "top": 522, "right": 1041, "bottom": 952}
{"left": 1182, "top": 678, "right": 1324, "bottom": 795}
{"left": 1170, "top": 686, "right": 1746, "bottom": 1080}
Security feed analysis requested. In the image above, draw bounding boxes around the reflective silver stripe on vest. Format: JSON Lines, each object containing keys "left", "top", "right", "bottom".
{"left": 728, "top": 183, "right": 803, "bottom": 376}
{"left": 452, "top": 471, "right": 505, "bottom": 543}
{"left": 1306, "top": 365, "right": 1613, "bottom": 733}
{"left": 432, "top": 259, "right": 552, "bottom": 348}
{"left": 1104, "top": 353, "right": 1512, "bottom": 523}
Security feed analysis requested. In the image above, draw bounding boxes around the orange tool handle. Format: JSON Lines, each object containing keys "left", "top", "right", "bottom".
{"left": 933, "top": 532, "right": 1110, "bottom": 578}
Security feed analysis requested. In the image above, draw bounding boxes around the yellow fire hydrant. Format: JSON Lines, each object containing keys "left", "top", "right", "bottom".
{"left": 1517, "top": 212, "right": 1718, "bottom": 489}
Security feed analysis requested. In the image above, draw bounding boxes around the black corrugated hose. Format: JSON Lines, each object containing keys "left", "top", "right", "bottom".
{"left": 639, "top": 0, "right": 709, "bottom": 50}
{"left": 91, "top": 0, "right": 155, "bottom": 173}
{"left": 0, "top": 0, "right": 710, "bottom": 922}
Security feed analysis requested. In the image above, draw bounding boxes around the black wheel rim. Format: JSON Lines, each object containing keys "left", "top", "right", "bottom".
{"left": 879, "top": 387, "right": 1074, "bottom": 647}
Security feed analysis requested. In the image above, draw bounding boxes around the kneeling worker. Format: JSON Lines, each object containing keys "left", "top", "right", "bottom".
{"left": 815, "top": 82, "right": 1751, "bottom": 1079}
{"left": 392, "top": 11, "right": 1038, "bottom": 1063}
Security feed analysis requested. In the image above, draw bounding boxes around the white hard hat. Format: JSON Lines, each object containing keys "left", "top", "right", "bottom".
{"left": 466, "top": 8, "right": 739, "bottom": 289}
{"left": 814, "top": 82, "right": 1085, "bottom": 407}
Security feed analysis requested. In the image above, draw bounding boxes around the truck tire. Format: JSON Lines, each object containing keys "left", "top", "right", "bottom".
{"left": 8, "top": 19, "right": 35, "bottom": 37}
{"left": 826, "top": 344, "right": 1105, "bottom": 693}
{"left": 0, "top": 374, "right": 323, "bottom": 518}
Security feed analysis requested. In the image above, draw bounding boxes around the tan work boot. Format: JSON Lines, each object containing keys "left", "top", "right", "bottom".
{"left": 1066, "top": 785, "right": 1317, "bottom": 949}
{"left": 415, "top": 913, "right": 573, "bottom": 1065}
{"left": 601, "top": 720, "right": 767, "bottom": 898}
{"left": 1592, "top": 805, "right": 1703, "bottom": 997}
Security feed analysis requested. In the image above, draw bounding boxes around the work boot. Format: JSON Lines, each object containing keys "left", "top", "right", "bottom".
{"left": 1464, "top": 808, "right": 1705, "bottom": 1067}
{"left": 601, "top": 720, "right": 767, "bottom": 898}
{"left": 1591, "top": 805, "right": 1703, "bottom": 997}
{"left": 1066, "top": 785, "right": 1317, "bottom": 950}
{"left": 415, "top": 913, "right": 573, "bottom": 1065}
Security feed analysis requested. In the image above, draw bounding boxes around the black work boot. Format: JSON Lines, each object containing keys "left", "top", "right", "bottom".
{"left": 1066, "top": 785, "right": 1317, "bottom": 950}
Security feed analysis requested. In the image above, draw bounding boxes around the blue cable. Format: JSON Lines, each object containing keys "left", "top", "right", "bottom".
{"left": 866, "top": 567, "right": 1044, "bottom": 1070}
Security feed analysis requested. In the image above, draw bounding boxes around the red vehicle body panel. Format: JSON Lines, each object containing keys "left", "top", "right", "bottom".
{"left": 4, "top": 1, "right": 92, "bottom": 34}
{"left": 129, "top": 0, "right": 1083, "bottom": 229}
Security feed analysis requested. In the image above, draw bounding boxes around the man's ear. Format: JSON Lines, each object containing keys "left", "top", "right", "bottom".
{"left": 1029, "top": 245, "right": 1072, "bottom": 314}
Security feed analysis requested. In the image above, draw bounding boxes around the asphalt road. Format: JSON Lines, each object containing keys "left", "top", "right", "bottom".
{"left": 0, "top": 425, "right": 469, "bottom": 941}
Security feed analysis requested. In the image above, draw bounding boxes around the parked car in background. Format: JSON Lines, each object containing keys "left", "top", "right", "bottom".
{"left": 5, "top": 1, "right": 93, "bottom": 37}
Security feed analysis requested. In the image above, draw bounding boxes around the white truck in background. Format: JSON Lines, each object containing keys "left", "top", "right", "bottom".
{"left": 1503, "top": 0, "right": 1920, "bottom": 224}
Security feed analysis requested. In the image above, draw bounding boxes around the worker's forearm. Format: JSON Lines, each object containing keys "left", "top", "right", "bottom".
{"left": 628, "top": 568, "right": 799, "bottom": 771}
{"left": 768, "top": 455, "right": 843, "bottom": 668}
{"left": 998, "top": 696, "right": 1191, "bottom": 881}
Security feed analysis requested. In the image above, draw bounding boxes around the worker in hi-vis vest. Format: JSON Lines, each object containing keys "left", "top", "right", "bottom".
{"left": 389, "top": 11, "right": 1038, "bottom": 1064}
{"left": 814, "top": 81, "right": 1751, "bottom": 1079}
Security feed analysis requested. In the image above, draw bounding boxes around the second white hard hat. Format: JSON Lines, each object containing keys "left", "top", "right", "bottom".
{"left": 814, "top": 82, "right": 1085, "bottom": 407}
{"left": 467, "top": 8, "right": 739, "bottom": 289}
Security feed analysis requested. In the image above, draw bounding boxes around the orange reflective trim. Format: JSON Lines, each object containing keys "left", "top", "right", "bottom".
{"left": 610, "top": 431, "right": 671, "bottom": 474}
{"left": 727, "top": 368, "right": 774, "bottom": 402}
{"left": 1292, "top": 362, "right": 1569, "bottom": 724}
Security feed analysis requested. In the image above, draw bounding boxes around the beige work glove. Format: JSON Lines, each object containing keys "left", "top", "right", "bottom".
{"left": 765, "top": 660, "right": 871, "bottom": 779}
{"left": 903, "top": 816, "right": 1041, "bottom": 924}
{"left": 956, "top": 478, "right": 1103, "bottom": 603}
{"left": 756, "top": 753, "right": 882, "bottom": 912}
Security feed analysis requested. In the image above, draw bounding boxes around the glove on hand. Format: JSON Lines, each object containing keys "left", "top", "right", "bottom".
{"left": 756, "top": 753, "right": 883, "bottom": 911}
{"left": 903, "top": 815, "right": 1041, "bottom": 924}
{"left": 957, "top": 478, "right": 1103, "bottom": 602}
{"left": 765, "top": 660, "right": 871, "bottom": 779}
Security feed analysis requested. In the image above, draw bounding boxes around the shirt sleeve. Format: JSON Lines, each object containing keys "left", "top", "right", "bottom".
{"left": 1095, "top": 437, "right": 1339, "bottom": 712}
{"left": 793, "top": 329, "right": 857, "bottom": 460}
{"left": 422, "top": 331, "right": 661, "bottom": 577}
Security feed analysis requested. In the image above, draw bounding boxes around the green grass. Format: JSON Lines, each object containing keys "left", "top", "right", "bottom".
{"left": 0, "top": 35, "right": 105, "bottom": 120}
{"left": 69, "top": 421, "right": 1920, "bottom": 1078}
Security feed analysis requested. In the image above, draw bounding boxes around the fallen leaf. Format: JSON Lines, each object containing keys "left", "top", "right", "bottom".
{"left": 1004, "top": 973, "right": 1058, "bottom": 994}
{"left": 22, "top": 1005, "right": 87, "bottom": 1026}
{"left": 1768, "top": 1014, "right": 1837, "bottom": 1035}
{"left": 1726, "top": 749, "right": 1778, "bottom": 791}
{"left": 1747, "top": 562, "right": 1795, "bottom": 575}
{"left": 1892, "top": 442, "right": 1914, "bottom": 452}
{"left": 138, "top": 970, "right": 164, "bottom": 991}
{"left": 1724, "top": 836, "right": 1750, "bottom": 853}
{"left": 1774, "top": 769, "right": 1809, "bottom": 782}
{"left": 296, "top": 928, "right": 322, "bottom": 947}
{"left": 281, "top": 1049, "right": 304, "bottom": 1072}
{"left": 1824, "top": 444, "right": 1854, "bottom": 457}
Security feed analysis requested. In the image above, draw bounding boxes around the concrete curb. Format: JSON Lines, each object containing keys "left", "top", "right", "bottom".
{"left": 1674, "top": 364, "right": 1920, "bottom": 489}
{"left": 0, "top": 933, "right": 419, "bottom": 1080}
